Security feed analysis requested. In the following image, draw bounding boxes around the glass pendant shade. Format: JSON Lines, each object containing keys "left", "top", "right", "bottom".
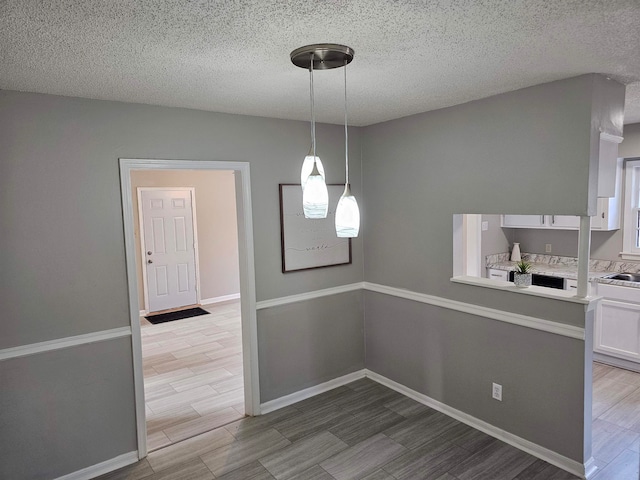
{"left": 335, "top": 184, "right": 360, "bottom": 237}
{"left": 301, "top": 150, "right": 325, "bottom": 190}
{"left": 303, "top": 162, "right": 329, "bottom": 218}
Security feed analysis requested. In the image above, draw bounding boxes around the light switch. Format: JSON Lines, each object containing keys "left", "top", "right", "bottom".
{"left": 481, "top": 221, "right": 489, "bottom": 231}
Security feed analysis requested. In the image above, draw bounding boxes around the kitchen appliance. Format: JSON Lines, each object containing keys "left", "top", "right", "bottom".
{"left": 507, "top": 271, "right": 564, "bottom": 289}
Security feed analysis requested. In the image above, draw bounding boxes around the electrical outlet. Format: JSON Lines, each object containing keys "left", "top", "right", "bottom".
{"left": 492, "top": 382, "right": 502, "bottom": 401}
{"left": 481, "top": 221, "right": 489, "bottom": 231}
{"left": 545, "top": 244, "right": 552, "bottom": 253}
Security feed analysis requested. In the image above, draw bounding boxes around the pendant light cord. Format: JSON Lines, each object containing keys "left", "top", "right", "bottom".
{"left": 309, "top": 53, "right": 317, "bottom": 160}
{"left": 344, "top": 59, "right": 349, "bottom": 185}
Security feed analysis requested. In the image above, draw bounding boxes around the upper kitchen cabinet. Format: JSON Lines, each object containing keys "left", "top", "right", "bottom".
{"left": 501, "top": 214, "right": 580, "bottom": 229}
{"left": 501, "top": 215, "right": 546, "bottom": 228}
{"left": 592, "top": 156, "right": 623, "bottom": 230}
{"left": 598, "top": 132, "right": 624, "bottom": 197}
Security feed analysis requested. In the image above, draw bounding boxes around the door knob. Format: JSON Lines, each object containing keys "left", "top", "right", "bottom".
{"left": 147, "top": 251, "right": 152, "bottom": 255}
{"left": 147, "top": 259, "right": 153, "bottom": 264}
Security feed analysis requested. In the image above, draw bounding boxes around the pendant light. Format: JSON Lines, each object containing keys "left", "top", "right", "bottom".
{"left": 301, "top": 53, "right": 328, "bottom": 218}
{"left": 291, "top": 44, "right": 354, "bottom": 219}
{"left": 335, "top": 58, "right": 360, "bottom": 237}
{"left": 300, "top": 52, "right": 325, "bottom": 191}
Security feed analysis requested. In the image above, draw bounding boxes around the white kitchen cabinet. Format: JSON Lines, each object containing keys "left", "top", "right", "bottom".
{"left": 564, "top": 279, "right": 578, "bottom": 291}
{"left": 500, "top": 214, "right": 577, "bottom": 229}
{"left": 597, "top": 133, "right": 624, "bottom": 198}
{"left": 549, "top": 215, "right": 580, "bottom": 229}
{"left": 501, "top": 215, "right": 546, "bottom": 228}
{"left": 591, "top": 197, "right": 621, "bottom": 231}
{"left": 500, "top": 199, "right": 620, "bottom": 231}
{"left": 595, "top": 283, "right": 640, "bottom": 363}
{"left": 487, "top": 268, "right": 509, "bottom": 281}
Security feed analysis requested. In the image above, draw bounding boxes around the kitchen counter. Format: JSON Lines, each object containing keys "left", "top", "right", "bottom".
{"left": 486, "top": 253, "right": 640, "bottom": 289}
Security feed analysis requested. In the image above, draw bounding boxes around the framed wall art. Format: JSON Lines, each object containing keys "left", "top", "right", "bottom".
{"left": 279, "top": 184, "right": 352, "bottom": 273}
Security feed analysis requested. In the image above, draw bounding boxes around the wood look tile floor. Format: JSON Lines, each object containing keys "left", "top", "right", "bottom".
{"left": 98, "top": 377, "right": 585, "bottom": 480}
{"left": 141, "top": 300, "right": 245, "bottom": 451}
{"left": 591, "top": 362, "right": 640, "bottom": 479}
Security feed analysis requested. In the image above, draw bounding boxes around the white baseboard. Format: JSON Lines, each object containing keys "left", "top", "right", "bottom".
{"left": 201, "top": 293, "right": 241, "bottom": 305}
{"left": 594, "top": 352, "right": 640, "bottom": 373}
{"left": 584, "top": 457, "right": 598, "bottom": 479}
{"left": 364, "top": 369, "right": 589, "bottom": 479}
{"left": 260, "top": 369, "right": 366, "bottom": 414}
{"left": 55, "top": 451, "right": 138, "bottom": 480}
{"left": 139, "top": 309, "right": 148, "bottom": 316}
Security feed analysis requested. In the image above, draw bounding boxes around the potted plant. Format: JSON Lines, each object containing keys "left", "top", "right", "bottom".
{"left": 513, "top": 260, "right": 533, "bottom": 288}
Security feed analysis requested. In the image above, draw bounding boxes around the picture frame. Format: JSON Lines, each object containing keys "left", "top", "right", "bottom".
{"left": 279, "top": 183, "right": 352, "bottom": 273}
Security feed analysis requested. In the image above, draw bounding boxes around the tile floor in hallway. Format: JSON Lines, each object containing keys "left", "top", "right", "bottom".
{"left": 591, "top": 361, "right": 640, "bottom": 479}
{"left": 98, "top": 377, "right": 580, "bottom": 480}
{"left": 141, "top": 300, "right": 245, "bottom": 451}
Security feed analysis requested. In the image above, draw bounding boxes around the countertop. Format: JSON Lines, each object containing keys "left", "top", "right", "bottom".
{"left": 485, "top": 253, "right": 640, "bottom": 289}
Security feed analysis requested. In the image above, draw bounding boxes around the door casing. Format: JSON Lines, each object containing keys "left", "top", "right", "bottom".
{"left": 119, "top": 158, "right": 260, "bottom": 459}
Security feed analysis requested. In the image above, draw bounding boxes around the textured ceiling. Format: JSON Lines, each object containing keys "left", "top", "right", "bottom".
{"left": 1, "top": 0, "right": 639, "bottom": 126}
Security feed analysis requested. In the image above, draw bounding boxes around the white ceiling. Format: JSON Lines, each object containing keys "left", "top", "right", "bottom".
{"left": 1, "top": 1, "right": 639, "bottom": 126}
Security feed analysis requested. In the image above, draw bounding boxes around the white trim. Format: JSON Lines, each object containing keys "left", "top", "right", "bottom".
{"left": 577, "top": 216, "right": 591, "bottom": 298}
{"left": 620, "top": 252, "right": 640, "bottom": 261}
{"left": 584, "top": 457, "right": 598, "bottom": 479}
{"left": 255, "top": 281, "right": 587, "bottom": 339}
{"left": 452, "top": 215, "right": 464, "bottom": 277}
{"left": 54, "top": 451, "right": 138, "bottom": 480}
{"left": 137, "top": 187, "right": 201, "bottom": 313}
{"left": 119, "top": 158, "right": 260, "bottom": 459}
{"left": 256, "top": 282, "right": 364, "bottom": 310}
{"left": 463, "top": 214, "right": 482, "bottom": 277}
{"left": 365, "top": 369, "right": 589, "bottom": 479}
{"left": 191, "top": 189, "right": 202, "bottom": 306}
{"left": 0, "top": 327, "right": 131, "bottom": 361}
{"left": 139, "top": 309, "right": 148, "bottom": 316}
{"left": 260, "top": 369, "right": 366, "bottom": 413}
{"left": 599, "top": 132, "right": 624, "bottom": 144}
{"left": 622, "top": 158, "right": 640, "bottom": 256}
{"left": 201, "top": 293, "right": 241, "bottom": 305}
{"left": 594, "top": 352, "right": 640, "bottom": 373}
{"left": 364, "top": 281, "right": 587, "bottom": 339}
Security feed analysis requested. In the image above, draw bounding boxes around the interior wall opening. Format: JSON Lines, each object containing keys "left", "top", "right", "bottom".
{"left": 131, "top": 170, "right": 244, "bottom": 452}
{"left": 119, "top": 158, "right": 259, "bottom": 459}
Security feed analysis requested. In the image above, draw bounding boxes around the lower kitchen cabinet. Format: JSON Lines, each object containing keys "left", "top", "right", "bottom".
{"left": 595, "top": 284, "right": 640, "bottom": 362}
{"left": 487, "top": 268, "right": 508, "bottom": 281}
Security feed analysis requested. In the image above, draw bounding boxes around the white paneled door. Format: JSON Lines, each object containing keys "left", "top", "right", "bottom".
{"left": 140, "top": 188, "right": 198, "bottom": 313}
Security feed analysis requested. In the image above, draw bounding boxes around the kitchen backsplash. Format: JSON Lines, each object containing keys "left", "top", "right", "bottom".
{"left": 485, "top": 252, "right": 640, "bottom": 273}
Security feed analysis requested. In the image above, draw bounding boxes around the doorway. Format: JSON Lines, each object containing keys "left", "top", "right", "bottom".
{"left": 120, "top": 159, "right": 259, "bottom": 458}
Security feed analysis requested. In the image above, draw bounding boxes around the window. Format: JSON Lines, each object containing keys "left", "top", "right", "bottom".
{"left": 622, "top": 159, "right": 640, "bottom": 259}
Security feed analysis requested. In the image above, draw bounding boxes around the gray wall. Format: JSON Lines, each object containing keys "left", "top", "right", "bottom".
{"left": 360, "top": 76, "right": 611, "bottom": 463}
{"left": 364, "top": 291, "right": 588, "bottom": 461}
{"left": 620, "top": 123, "right": 640, "bottom": 158}
{"left": 481, "top": 214, "right": 512, "bottom": 270}
{"left": 258, "top": 291, "right": 364, "bottom": 402}
{"left": 511, "top": 122, "right": 640, "bottom": 261}
{"left": 0, "top": 339, "right": 137, "bottom": 479}
{"left": 0, "top": 90, "right": 363, "bottom": 478}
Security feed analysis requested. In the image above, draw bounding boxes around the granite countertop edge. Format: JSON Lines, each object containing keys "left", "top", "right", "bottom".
{"left": 486, "top": 261, "right": 640, "bottom": 289}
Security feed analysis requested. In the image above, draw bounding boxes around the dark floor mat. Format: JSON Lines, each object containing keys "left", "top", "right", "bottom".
{"left": 145, "top": 307, "right": 209, "bottom": 324}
